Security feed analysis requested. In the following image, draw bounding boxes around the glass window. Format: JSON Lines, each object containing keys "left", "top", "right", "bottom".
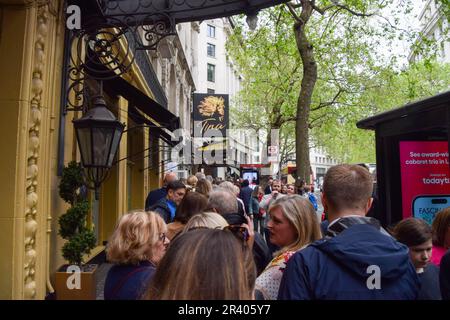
{"left": 207, "top": 63, "right": 215, "bottom": 82}
{"left": 207, "top": 88, "right": 215, "bottom": 94}
{"left": 207, "top": 24, "right": 216, "bottom": 38}
{"left": 207, "top": 43, "right": 216, "bottom": 57}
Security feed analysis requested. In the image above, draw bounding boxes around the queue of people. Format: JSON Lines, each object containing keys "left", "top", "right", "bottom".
{"left": 102, "top": 165, "right": 450, "bottom": 300}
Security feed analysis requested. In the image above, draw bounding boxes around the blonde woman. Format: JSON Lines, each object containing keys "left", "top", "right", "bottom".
{"left": 255, "top": 195, "right": 321, "bottom": 300}
{"left": 104, "top": 211, "right": 169, "bottom": 300}
{"left": 146, "top": 228, "right": 256, "bottom": 299}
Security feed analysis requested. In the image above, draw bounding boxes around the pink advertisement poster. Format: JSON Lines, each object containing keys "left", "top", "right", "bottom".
{"left": 400, "top": 141, "right": 450, "bottom": 224}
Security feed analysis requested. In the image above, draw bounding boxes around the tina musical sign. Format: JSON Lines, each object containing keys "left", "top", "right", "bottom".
{"left": 193, "top": 93, "right": 229, "bottom": 137}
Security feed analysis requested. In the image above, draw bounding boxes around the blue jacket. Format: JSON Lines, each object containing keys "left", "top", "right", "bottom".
{"left": 150, "top": 198, "right": 175, "bottom": 224}
{"left": 278, "top": 223, "right": 420, "bottom": 300}
{"left": 104, "top": 261, "right": 156, "bottom": 300}
{"left": 307, "top": 192, "right": 318, "bottom": 211}
{"left": 145, "top": 187, "right": 167, "bottom": 210}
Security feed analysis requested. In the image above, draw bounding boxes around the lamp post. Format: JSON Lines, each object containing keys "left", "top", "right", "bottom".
{"left": 73, "top": 95, "right": 125, "bottom": 198}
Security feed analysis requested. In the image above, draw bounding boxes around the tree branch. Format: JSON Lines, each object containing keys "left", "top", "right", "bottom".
{"left": 286, "top": 2, "right": 303, "bottom": 24}
{"left": 311, "top": 88, "right": 343, "bottom": 111}
{"left": 330, "top": 0, "right": 375, "bottom": 17}
{"left": 311, "top": 3, "right": 335, "bottom": 15}
{"left": 309, "top": 113, "right": 331, "bottom": 128}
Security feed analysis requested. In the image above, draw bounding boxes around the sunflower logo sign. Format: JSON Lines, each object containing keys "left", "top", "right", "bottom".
{"left": 198, "top": 96, "right": 225, "bottom": 119}
{"left": 193, "top": 94, "right": 229, "bottom": 137}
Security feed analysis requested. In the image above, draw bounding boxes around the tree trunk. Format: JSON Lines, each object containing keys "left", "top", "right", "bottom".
{"left": 293, "top": 3, "right": 317, "bottom": 187}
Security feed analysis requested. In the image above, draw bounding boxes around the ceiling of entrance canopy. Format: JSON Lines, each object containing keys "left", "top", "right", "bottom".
{"left": 76, "top": 0, "right": 290, "bottom": 26}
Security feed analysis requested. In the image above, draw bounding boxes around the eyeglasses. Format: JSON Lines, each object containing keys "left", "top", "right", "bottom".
{"left": 159, "top": 233, "right": 167, "bottom": 242}
{"left": 223, "top": 225, "right": 249, "bottom": 242}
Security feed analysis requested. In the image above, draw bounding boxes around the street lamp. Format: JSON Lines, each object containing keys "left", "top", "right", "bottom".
{"left": 246, "top": 12, "right": 259, "bottom": 31}
{"left": 73, "top": 94, "right": 125, "bottom": 197}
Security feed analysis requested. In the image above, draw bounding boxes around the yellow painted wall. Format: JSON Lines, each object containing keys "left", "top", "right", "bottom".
{"left": 148, "top": 135, "right": 161, "bottom": 191}
{"left": 100, "top": 163, "right": 119, "bottom": 244}
{"left": 0, "top": 7, "right": 29, "bottom": 299}
{"left": 0, "top": 1, "right": 66, "bottom": 299}
{"left": 0, "top": 0, "right": 165, "bottom": 299}
{"left": 99, "top": 99, "right": 123, "bottom": 244}
{"left": 128, "top": 127, "right": 145, "bottom": 210}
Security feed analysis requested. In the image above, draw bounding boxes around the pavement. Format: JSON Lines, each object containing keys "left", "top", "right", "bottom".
{"left": 95, "top": 262, "right": 112, "bottom": 300}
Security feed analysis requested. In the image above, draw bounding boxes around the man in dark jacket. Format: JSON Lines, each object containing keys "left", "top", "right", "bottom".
{"left": 145, "top": 172, "right": 177, "bottom": 210}
{"left": 208, "top": 189, "right": 271, "bottom": 275}
{"left": 278, "top": 164, "right": 420, "bottom": 300}
{"left": 239, "top": 179, "right": 253, "bottom": 214}
{"left": 150, "top": 180, "right": 186, "bottom": 224}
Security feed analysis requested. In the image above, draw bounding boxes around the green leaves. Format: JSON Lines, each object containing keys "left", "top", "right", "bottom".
{"left": 58, "top": 162, "right": 95, "bottom": 265}
{"left": 314, "top": 60, "right": 450, "bottom": 162}
{"left": 58, "top": 200, "right": 90, "bottom": 239}
{"left": 227, "top": 1, "right": 449, "bottom": 165}
{"left": 58, "top": 161, "right": 84, "bottom": 205}
{"left": 61, "top": 229, "right": 96, "bottom": 266}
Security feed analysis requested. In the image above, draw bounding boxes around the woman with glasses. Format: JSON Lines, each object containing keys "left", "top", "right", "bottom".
{"left": 255, "top": 195, "right": 321, "bottom": 300}
{"left": 104, "top": 211, "right": 169, "bottom": 300}
{"left": 145, "top": 228, "right": 256, "bottom": 299}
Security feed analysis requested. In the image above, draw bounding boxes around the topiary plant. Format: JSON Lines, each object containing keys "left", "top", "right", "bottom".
{"left": 58, "top": 161, "right": 96, "bottom": 266}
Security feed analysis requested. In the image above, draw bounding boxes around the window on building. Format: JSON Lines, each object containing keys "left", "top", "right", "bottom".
{"left": 207, "top": 88, "right": 215, "bottom": 94}
{"left": 207, "top": 24, "right": 216, "bottom": 38}
{"left": 207, "top": 63, "right": 215, "bottom": 82}
{"left": 207, "top": 43, "right": 216, "bottom": 57}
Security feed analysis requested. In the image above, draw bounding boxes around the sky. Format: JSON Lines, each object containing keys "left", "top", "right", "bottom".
{"left": 376, "top": 0, "right": 426, "bottom": 67}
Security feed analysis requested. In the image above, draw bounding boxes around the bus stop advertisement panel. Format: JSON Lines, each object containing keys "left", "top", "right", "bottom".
{"left": 400, "top": 141, "right": 450, "bottom": 224}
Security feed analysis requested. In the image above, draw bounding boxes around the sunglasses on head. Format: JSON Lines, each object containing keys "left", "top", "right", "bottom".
{"left": 185, "top": 225, "right": 249, "bottom": 243}
{"left": 223, "top": 225, "right": 249, "bottom": 242}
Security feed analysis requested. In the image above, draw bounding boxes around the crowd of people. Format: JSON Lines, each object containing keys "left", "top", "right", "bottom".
{"left": 103, "top": 165, "right": 450, "bottom": 300}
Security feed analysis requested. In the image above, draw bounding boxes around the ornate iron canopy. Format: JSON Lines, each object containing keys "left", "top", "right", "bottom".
{"left": 64, "top": 0, "right": 291, "bottom": 192}
{"left": 98, "top": 0, "right": 290, "bottom": 24}
{"left": 71, "top": 0, "right": 290, "bottom": 50}
{"left": 66, "top": 0, "right": 290, "bottom": 110}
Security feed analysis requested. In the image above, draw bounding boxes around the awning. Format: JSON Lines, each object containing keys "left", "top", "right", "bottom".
{"left": 104, "top": 75, "right": 180, "bottom": 132}
{"left": 85, "top": 55, "right": 180, "bottom": 143}
{"left": 128, "top": 106, "right": 180, "bottom": 147}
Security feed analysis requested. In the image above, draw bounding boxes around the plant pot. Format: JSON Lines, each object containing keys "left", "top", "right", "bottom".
{"left": 55, "top": 264, "right": 98, "bottom": 300}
